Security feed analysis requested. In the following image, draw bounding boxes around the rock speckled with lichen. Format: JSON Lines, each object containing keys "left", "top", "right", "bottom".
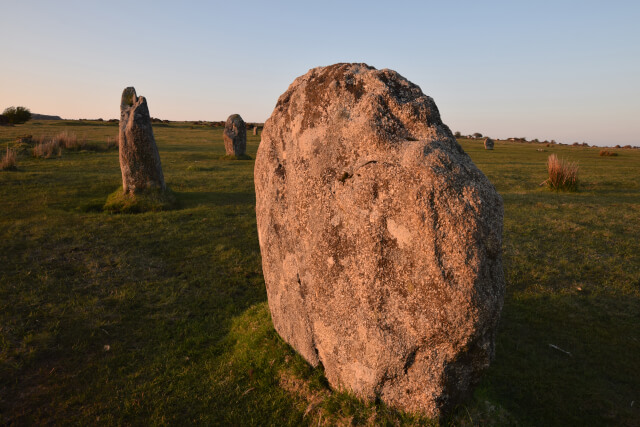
{"left": 118, "top": 87, "right": 165, "bottom": 193}
{"left": 254, "top": 63, "right": 505, "bottom": 418}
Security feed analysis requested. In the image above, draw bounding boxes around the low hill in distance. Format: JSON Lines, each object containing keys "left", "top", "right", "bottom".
{"left": 31, "top": 113, "right": 63, "bottom": 120}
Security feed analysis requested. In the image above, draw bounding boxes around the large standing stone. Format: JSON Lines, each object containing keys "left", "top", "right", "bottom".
{"left": 119, "top": 87, "right": 165, "bottom": 193}
{"left": 254, "top": 63, "right": 505, "bottom": 417}
{"left": 484, "top": 137, "right": 494, "bottom": 150}
{"left": 223, "top": 114, "right": 247, "bottom": 156}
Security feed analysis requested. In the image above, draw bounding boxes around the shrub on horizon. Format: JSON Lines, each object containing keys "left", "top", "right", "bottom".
{"left": 2, "top": 106, "right": 31, "bottom": 124}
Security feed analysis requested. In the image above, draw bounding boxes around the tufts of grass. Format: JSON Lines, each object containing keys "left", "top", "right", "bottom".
{"left": 103, "top": 186, "right": 179, "bottom": 213}
{"left": 599, "top": 149, "right": 618, "bottom": 157}
{"left": 544, "top": 153, "right": 579, "bottom": 191}
{"left": 33, "top": 139, "right": 63, "bottom": 158}
{"left": 32, "top": 132, "right": 117, "bottom": 158}
{"left": 1, "top": 145, "right": 18, "bottom": 170}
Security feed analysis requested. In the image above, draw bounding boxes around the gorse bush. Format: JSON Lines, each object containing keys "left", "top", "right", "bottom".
{"left": 545, "top": 154, "right": 579, "bottom": 191}
{"left": 1, "top": 146, "right": 18, "bottom": 170}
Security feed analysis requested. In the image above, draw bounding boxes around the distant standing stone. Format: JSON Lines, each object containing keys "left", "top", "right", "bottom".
{"left": 223, "top": 114, "right": 247, "bottom": 156}
{"left": 119, "top": 87, "right": 165, "bottom": 193}
{"left": 255, "top": 63, "right": 505, "bottom": 418}
{"left": 484, "top": 137, "right": 494, "bottom": 150}
{"left": 253, "top": 126, "right": 258, "bottom": 136}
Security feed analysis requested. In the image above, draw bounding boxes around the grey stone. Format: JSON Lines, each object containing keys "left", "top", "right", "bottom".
{"left": 254, "top": 63, "right": 505, "bottom": 418}
{"left": 484, "top": 138, "right": 494, "bottom": 150}
{"left": 118, "top": 87, "right": 165, "bottom": 193}
{"left": 253, "top": 126, "right": 258, "bottom": 136}
{"left": 223, "top": 114, "right": 247, "bottom": 156}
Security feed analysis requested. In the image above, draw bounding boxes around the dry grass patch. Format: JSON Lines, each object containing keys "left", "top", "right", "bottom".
{"left": 33, "top": 139, "right": 62, "bottom": 158}
{"left": 32, "top": 131, "right": 117, "bottom": 158}
{"left": 544, "top": 154, "right": 579, "bottom": 191}
{"left": 599, "top": 150, "right": 618, "bottom": 157}
{"left": 1, "top": 146, "right": 18, "bottom": 170}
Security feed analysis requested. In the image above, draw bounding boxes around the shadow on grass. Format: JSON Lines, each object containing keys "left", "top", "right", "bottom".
{"left": 176, "top": 191, "right": 255, "bottom": 208}
{"left": 474, "top": 290, "right": 640, "bottom": 426}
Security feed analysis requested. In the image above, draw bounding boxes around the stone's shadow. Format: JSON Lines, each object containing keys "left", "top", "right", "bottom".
{"left": 175, "top": 191, "right": 255, "bottom": 208}
{"left": 477, "top": 290, "right": 639, "bottom": 425}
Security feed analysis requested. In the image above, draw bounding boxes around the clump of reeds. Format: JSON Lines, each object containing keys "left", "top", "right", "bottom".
{"left": 33, "top": 139, "right": 62, "bottom": 158}
{"left": 32, "top": 131, "right": 89, "bottom": 158}
{"left": 1, "top": 145, "right": 18, "bottom": 170}
{"left": 599, "top": 150, "right": 618, "bottom": 157}
{"left": 544, "top": 154, "right": 579, "bottom": 191}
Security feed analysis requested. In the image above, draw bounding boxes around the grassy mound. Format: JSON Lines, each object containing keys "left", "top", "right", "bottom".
{"left": 104, "top": 186, "right": 179, "bottom": 213}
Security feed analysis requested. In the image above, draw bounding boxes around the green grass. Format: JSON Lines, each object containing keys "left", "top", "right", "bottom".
{"left": 104, "top": 186, "right": 179, "bottom": 213}
{"left": 0, "top": 125, "right": 638, "bottom": 425}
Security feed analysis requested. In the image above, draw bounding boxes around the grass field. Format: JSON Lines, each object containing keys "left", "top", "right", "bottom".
{"left": 1, "top": 121, "right": 639, "bottom": 425}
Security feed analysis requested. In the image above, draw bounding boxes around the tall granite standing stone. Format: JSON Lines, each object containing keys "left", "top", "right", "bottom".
{"left": 254, "top": 63, "right": 505, "bottom": 418}
{"left": 223, "top": 114, "right": 247, "bottom": 156}
{"left": 484, "top": 137, "right": 494, "bottom": 150}
{"left": 119, "top": 87, "right": 165, "bottom": 193}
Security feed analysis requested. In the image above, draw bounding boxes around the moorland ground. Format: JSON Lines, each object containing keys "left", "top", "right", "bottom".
{"left": 1, "top": 121, "right": 639, "bottom": 425}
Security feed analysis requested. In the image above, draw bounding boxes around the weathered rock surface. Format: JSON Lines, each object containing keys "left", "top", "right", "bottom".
{"left": 484, "top": 137, "right": 494, "bottom": 150}
{"left": 119, "top": 87, "right": 165, "bottom": 193}
{"left": 254, "top": 63, "right": 505, "bottom": 417}
{"left": 223, "top": 114, "right": 247, "bottom": 156}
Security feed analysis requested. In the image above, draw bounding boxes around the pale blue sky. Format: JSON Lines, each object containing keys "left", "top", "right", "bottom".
{"left": 1, "top": 0, "right": 639, "bottom": 146}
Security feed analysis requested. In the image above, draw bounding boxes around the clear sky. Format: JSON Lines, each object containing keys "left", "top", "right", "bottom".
{"left": 1, "top": 0, "right": 639, "bottom": 146}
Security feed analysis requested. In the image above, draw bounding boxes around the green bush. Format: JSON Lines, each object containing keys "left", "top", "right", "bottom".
{"left": 2, "top": 106, "right": 32, "bottom": 124}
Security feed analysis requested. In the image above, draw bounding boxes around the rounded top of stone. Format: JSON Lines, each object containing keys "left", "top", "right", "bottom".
{"left": 226, "top": 114, "right": 244, "bottom": 124}
{"left": 121, "top": 87, "right": 137, "bottom": 109}
{"left": 266, "top": 62, "right": 450, "bottom": 145}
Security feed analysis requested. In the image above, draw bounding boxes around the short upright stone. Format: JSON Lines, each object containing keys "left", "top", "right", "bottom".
{"left": 255, "top": 63, "right": 505, "bottom": 418}
{"left": 119, "top": 87, "right": 165, "bottom": 193}
{"left": 484, "top": 137, "right": 494, "bottom": 150}
{"left": 253, "top": 126, "right": 258, "bottom": 136}
{"left": 223, "top": 114, "right": 247, "bottom": 156}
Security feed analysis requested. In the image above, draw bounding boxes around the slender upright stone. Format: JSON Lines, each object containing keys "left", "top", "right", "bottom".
{"left": 118, "top": 87, "right": 165, "bottom": 193}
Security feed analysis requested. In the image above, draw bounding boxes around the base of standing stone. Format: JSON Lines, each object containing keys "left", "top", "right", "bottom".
{"left": 103, "top": 186, "right": 178, "bottom": 213}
